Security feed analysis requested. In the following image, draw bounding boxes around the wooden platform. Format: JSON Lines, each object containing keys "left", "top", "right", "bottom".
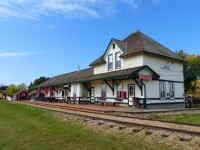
{"left": 20, "top": 100, "right": 132, "bottom": 113}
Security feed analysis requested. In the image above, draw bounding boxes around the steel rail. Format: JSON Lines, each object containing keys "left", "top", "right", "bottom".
{"left": 18, "top": 101, "right": 200, "bottom": 137}
{"left": 24, "top": 101, "right": 200, "bottom": 127}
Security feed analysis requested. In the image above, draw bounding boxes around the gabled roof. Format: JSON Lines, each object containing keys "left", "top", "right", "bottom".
{"left": 14, "top": 90, "right": 28, "bottom": 95}
{"left": 90, "top": 31, "right": 186, "bottom": 66}
{"left": 36, "top": 65, "right": 160, "bottom": 88}
{"left": 89, "top": 38, "right": 126, "bottom": 66}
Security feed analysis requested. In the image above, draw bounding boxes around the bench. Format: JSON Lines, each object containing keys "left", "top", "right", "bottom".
{"left": 66, "top": 97, "right": 76, "bottom": 104}
{"left": 99, "top": 101, "right": 120, "bottom": 106}
{"left": 98, "top": 98, "right": 123, "bottom": 106}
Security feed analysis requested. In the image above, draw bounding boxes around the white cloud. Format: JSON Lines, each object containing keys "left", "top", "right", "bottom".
{"left": 121, "top": 0, "right": 138, "bottom": 9}
{"left": 0, "top": 0, "right": 139, "bottom": 20}
{"left": 0, "top": 52, "right": 45, "bottom": 57}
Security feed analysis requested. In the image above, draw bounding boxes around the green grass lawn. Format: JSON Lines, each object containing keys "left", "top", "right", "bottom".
{"left": 147, "top": 113, "right": 200, "bottom": 125}
{"left": 0, "top": 100, "right": 169, "bottom": 150}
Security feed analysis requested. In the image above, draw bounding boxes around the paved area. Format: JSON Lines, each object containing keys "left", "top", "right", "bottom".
{"left": 19, "top": 100, "right": 200, "bottom": 114}
{"left": 22, "top": 100, "right": 135, "bottom": 112}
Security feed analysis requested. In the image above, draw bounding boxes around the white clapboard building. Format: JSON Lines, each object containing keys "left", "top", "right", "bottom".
{"left": 36, "top": 31, "right": 186, "bottom": 109}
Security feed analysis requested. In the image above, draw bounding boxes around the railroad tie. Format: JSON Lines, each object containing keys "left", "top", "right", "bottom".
{"left": 84, "top": 118, "right": 94, "bottom": 122}
{"left": 132, "top": 128, "right": 143, "bottom": 133}
{"left": 109, "top": 124, "right": 117, "bottom": 128}
{"left": 161, "top": 134, "right": 170, "bottom": 138}
{"left": 179, "top": 137, "right": 191, "bottom": 142}
{"left": 98, "top": 122, "right": 105, "bottom": 126}
{"left": 118, "top": 126, "right": 127, "bottom": 131}
{"left": 145, "top": 131, "right": 153, "bottom": 136}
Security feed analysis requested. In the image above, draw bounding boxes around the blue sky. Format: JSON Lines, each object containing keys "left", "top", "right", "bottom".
{"left": 0, "top": 0, "right": 200, "bottom": 86}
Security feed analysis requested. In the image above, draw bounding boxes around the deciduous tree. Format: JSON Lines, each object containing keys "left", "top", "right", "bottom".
{"left": 177, "top": 50, "right": 200, "bottom": 95}
{"left": 33, "top": 77, "right": 50, "bottom": 87}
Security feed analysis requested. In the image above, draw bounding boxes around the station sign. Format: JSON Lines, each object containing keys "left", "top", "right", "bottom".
{"left": 139, "top": 75, "right": 152, "bottom": 80}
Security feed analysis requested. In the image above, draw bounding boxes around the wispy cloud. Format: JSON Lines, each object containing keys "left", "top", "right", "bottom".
{"left": 0, "top": 52, "right": 45, "bottom": 57}
{"left": 0, "top": 0, "right": 139, "bottom": 20}
{"left": 152, "top": 0, "right": 160, "bottom": 5}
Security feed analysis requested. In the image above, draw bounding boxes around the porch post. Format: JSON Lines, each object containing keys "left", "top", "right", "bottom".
{"left": 143, "top": 84, "right": 146, "bottom": 109}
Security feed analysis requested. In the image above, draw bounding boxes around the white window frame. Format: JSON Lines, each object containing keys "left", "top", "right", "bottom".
{"left": 129, "top": 84, "right": 135, "bottom": 97}
{"left": 73, "top": 84, "right": 77, "bottom": 97}
{"left": 169, "top": 82, "right": 175, "bottom": 99}
{"left": 101, "top": 83, "right": 107, "bottom": 98}
{"left": 82, "top": 85, "right": 88, "bottom": 98}
{"left": 113, "top": 43, "right": 115, "bottom": 49}
{"left": 116, "top": 82, "right": 123, "bottom": 98}
{"left": 160, "top": 81, "right": 166, "bottom": 99}
{"left": 108, "top": 54, "right": 113, "bottom": 71}
{"left": 115, "top": 52, "right": 121, "bottom": 69}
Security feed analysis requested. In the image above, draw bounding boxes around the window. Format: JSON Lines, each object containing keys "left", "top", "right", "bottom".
{"left": 113, "top": 43, "right": 115, "bottom": 49}
{"left": 82, "top": 86, "right": 88, "bottom": 98}
{"left": 62, "top": 91, "right": 65, "bottom": 97}
{"left": 101, "top": 83, "right": 107, "bottom": 98}
{"left": 115, "top": 52, "right": 121, "bottom": 69}
{"left": 169, "top": 82, "right": 175, "bottom": 99}
{"left": 117, "top": 82, "right": 122, "bottom": 98}
{"left": 108, "top": 54, "right": 113, "bottom": 71}
{"left": 129, "top": 85, "right": 134, "bottom": 97}
{"left": 73, "top": 84, "right": 77, "bottom": 97}
{"left": 160, "top": 81, "right": 166, "bottom": 99}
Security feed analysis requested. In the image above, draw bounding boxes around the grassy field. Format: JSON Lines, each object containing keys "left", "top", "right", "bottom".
{"left": 0, "top": 100, "right": 169, "bottom": 150}
{"left": 147, "top": 112, "right": 200, "bottom": 125}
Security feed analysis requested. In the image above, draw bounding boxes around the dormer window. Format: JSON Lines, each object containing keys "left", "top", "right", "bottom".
{"left": 115, "top": 52, "right": 121, "bottom": 69}
{"left": 113, "top": 43, "right": 115, "bottom": 49}
{"left": 108, "top": 54, "right": 113, "bottom": 71}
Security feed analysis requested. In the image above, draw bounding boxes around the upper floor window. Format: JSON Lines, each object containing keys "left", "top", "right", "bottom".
{"left": 108, "top": 54, "right": 113, "bottom": 71}
{"left": 159, "top": 81, "right": 166, "bottom": 99}
{"left": 115, "top": 52, "right": 121, "bottom": 69}
{"left": 113, "top": 43, "right": 115, "bottom": 49}
{"left": 169, "top": 82, "right": 175, "bottom": 99}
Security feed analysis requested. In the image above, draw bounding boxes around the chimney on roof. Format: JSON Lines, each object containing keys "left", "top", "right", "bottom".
{"left": 136, "top": 29, "right": 140, "bottom": 32}
{"left": 77, "top": 65, "right": 80, "bottom": 72}
{"left": 126, "top": 42, "right": 127, "bottom": 54}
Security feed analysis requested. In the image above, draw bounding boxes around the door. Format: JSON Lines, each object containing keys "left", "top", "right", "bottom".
{"left": 128, "top": 84, "right": 135, "bottom": 106}
{"left": 90, "top": 87, "right": 95, "bottom": 102}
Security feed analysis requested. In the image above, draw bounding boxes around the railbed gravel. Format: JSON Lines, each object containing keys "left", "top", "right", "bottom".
{"left": 17, "top": 102, "right": 200, "bottom": 150}
{"left": 20, "top": 102, "right": 200, "bottom": 133}
{"left": 53, "top": 112, "right": 200, "bottom": 150}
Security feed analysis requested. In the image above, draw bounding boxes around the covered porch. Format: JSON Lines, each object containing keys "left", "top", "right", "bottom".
{"left": 35, "top": 65, "right": 160, "bottom": 109}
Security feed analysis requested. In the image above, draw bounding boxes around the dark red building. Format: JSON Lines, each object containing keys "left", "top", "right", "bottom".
{"left": 14, "top": 90, "right": 28, "bottom": 100}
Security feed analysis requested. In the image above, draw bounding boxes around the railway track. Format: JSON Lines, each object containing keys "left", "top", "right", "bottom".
{"left": 15, "top": 101, "right": 200, "bottom": 137}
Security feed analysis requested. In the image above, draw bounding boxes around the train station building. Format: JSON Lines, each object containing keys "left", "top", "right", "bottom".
{"left": 36, "top": 31, "right": 186, "bottom": 109}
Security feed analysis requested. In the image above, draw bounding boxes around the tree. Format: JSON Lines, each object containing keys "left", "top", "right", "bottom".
{"left": 6, "top": 83, "right": 27, "bottom": 98}
{"left": 6, "top": 84, "right": 18, "bottom": 98}
{"left": 33, "top": 77, "right": 50, "bottom": 87}
{"left": 0, "top": 85, "right": 8, "bottom": 91}
{"left": 177, "top": 50, "right": 200, "bottom": 95}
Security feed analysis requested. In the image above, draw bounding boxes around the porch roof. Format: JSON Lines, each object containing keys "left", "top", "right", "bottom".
{"left": 81, "top": 65, "right": 160, "bottom": 82}
{"left": 37, "top": 65, "right": 160, "bottom": 88}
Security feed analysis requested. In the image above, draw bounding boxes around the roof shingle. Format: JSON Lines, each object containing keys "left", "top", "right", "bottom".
{"left": 90, "top": 31, "right": 186, "bottom": 66}
{"left": 37, "top": 65, "right": 160, "bottom": 88}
